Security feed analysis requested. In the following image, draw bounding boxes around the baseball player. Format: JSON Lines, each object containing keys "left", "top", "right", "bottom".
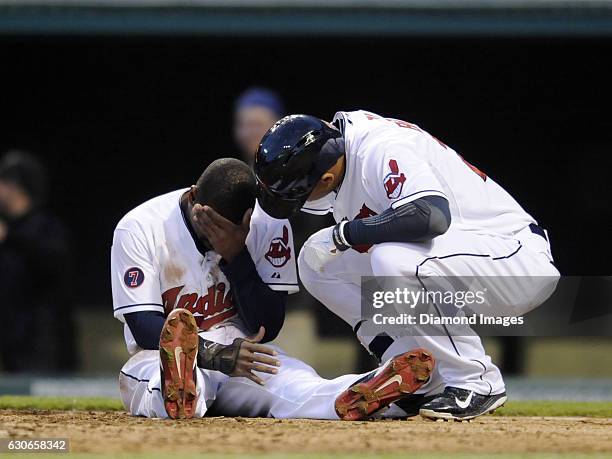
{"left": 111, "top": 157, "right": 434, "bottom": 420}
{"left": 254, "top": 111, "right": 560, "bottom": 420}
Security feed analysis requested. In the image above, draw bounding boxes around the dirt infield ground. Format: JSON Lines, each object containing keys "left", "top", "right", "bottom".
{"left": 1, "top": 410, "right": 611, "bottom": 456}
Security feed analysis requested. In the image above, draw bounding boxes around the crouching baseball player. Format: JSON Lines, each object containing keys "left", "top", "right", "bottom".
{"left": 111, "top": 158, "right": 434, "bottom": 420}
{"left": 254, "top": 111, "right": 560, "bottom": 421}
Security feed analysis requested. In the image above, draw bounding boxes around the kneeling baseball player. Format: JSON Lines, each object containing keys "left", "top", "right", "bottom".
{"left": 254, "top": 111, "right": 560, "bottom": 421}
{"left": 111, "top": 158, "right": 434, "bottom": 420}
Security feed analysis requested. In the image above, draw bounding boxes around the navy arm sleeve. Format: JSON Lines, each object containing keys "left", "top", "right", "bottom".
{"left": 124, "top": 310, "right": 166, "bottom": 350}
{"left": 220, "top": 248, "right": 287, "bottom": 343}
{"left": 344, "top": 195, "right": 451, "bottom": 246}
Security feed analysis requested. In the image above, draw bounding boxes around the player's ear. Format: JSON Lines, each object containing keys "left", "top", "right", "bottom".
{"left": 320, "top": 173, "right": 335, "bottom": 191}
{"left": 188, "top": 185, "right": 197, "bottom": 203}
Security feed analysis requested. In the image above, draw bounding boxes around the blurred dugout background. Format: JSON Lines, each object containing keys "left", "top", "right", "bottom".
{"left": 1, "top": 0, "right": 612, "bottom": 399}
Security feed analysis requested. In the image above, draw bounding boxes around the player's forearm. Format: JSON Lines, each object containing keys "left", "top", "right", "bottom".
{"left": 220, "top": 247, "right": 287, "bottom": 343}
{"left": 338, "top": 195, "right": 451, "bottom": 248}
{"left": 124, "top": 311, "right": 166, "bottom": 350}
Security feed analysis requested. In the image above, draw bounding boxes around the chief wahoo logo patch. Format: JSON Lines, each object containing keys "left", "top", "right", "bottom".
{"left": 383, "top": 159, "right": 406, "bottom": 199}
{"left": 265, "top": 225, "right": 291, "bottom": 268}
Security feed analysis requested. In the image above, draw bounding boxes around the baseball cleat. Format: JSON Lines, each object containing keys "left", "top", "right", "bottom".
{"left": 159, "top": 308, "right": 199, "bottom": 419}
{"left": 335, "top": 348, "right": 435, "bottom": 421}
{"left": 419, "top": 386, "right": 507, "bottom": 421}
{"left": 392, "top": 393, "right": 440, "bottom": 418}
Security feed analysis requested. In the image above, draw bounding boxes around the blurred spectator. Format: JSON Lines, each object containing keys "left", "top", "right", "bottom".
{"left": 0, "top": 151, "right": 78, "bottom": 373}
{"left": 233, "top": 87, "right": 285, "bottom": 164}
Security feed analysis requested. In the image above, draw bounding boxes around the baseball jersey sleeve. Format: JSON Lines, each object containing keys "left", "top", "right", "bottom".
{"left": 301, "top": 193, "right": 335, "bottom": 215}
{"left": 246, "top": 202, "right": 299, "bottom": 294}
{"left": 111, "top": 228, "right": 164, "bottom": 322}
{"left": 364, "top": 142, "right": 448, "bottom": 211}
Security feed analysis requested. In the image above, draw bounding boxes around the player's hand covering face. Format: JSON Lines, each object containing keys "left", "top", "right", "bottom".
{"left": 192, "top": 204, "right": 252, "bottom": 263}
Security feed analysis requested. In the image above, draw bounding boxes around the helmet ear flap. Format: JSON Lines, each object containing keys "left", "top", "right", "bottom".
{"left": 257, "top": 181, "right": 306, "bottom": 219}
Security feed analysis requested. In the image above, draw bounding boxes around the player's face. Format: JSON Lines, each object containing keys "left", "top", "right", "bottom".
{"left": 306, "top": 155, "right": 345, "bottom": 202}
{"left": 189, "top": 217, "right": 213, "bottom": 250}
{"left": 307, "top": 177, "right": 334, "bottom": 202}
{"left": 185, "top": 188, "right": 213, "bottom": 249}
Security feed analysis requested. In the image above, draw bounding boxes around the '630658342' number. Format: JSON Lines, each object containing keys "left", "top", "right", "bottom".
{"left": 3, "top": 439, "right": 68, "bottom": 452}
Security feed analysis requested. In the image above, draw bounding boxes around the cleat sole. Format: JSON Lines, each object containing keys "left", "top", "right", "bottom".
{"left": 335, "top": 348, "right": 434, "bottom": 421}
{"left": 160, "top": 308, "right": 199, "bottom": 419}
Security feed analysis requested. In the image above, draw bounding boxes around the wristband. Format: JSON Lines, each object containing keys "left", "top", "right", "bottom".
{"left": 332, "top": 221, "right": 351, "bottom": 252}
{"left": 197, "top": 337, "right": 245, "bottom": 374}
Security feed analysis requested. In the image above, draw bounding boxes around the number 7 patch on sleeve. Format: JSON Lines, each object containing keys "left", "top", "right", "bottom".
{"left": 124, "top": 267, "right": 145, "bottom": 288}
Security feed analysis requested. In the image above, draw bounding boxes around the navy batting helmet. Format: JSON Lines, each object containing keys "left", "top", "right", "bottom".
{"left": 254, "top": 114, "right": 343, "bottom": 219}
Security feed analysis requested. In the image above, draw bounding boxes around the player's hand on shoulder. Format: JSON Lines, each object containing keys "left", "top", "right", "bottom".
{"left": 192, "top": 204, "right": 252, "bottom": 263}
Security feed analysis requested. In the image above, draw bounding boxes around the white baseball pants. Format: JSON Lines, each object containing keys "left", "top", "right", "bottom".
{"left": 119, "top": 323, "right": 362, "bottom": 419}
{"left": 298, "top": 225, "right": 560, "bottom": 396}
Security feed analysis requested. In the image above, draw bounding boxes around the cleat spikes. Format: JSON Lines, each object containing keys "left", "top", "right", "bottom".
{"left": 335, "top": 349, "right": 434, "bottom": 421}
{"left": 160, "top": 309, "right": 200, "bottom": 419}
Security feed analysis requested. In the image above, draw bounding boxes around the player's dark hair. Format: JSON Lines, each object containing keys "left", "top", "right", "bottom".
{"left": 194, "top": 158, "right": 256, "bottom": 224}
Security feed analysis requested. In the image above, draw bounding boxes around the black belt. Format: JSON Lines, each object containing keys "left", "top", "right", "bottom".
{"left": 529, "top": 223, "right": 548, "bottom": 241}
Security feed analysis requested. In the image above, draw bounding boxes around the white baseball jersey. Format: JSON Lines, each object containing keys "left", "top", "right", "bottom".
{"left": 111, "top": 189, "right": 298, "bottom": 355}
{"left": 303, "top": 110, "right": 536, "bottom": 245}
{"left": 297, "top": 111, "right": 558, "bottom": 399}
